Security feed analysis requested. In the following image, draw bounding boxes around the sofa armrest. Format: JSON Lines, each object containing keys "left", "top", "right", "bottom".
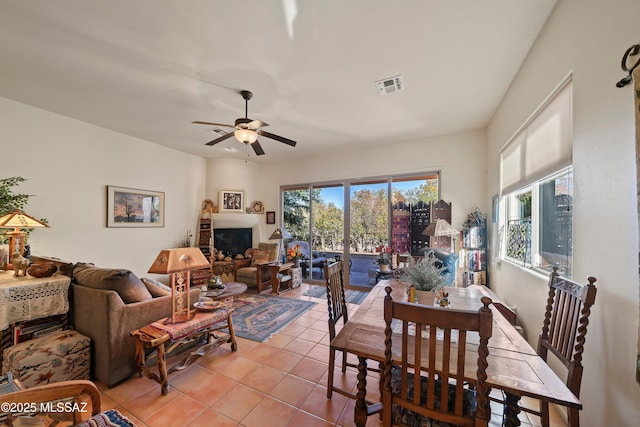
{"left": 71, "top": 284, "right": 200, "bottom": 387}
{"left": 233, "top": 258, "right": 251, "bottom": 281}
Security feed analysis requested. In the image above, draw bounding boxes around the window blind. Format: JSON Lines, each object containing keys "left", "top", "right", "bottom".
{"left": 500, "top": 80, "right": 572, "bottom": 195}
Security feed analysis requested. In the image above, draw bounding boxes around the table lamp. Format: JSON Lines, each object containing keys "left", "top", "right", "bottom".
{"left": 0, "top": 209, "right": 49, "bottom": 268}
{"left": 423, "top": 219, "right": 459, "bottom": 253}
{"left": 269, "top": 227, "right": 291, "bottom": 262}
{"left": 148, "top": 247, "right": 211, "bottom": 324}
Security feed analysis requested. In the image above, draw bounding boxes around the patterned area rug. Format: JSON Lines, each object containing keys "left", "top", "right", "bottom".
{"left": 302, "top": 285, "right": 369, "bottom": 305}
{"left": 214, "top": 294, "right": 317, "bottom": 342}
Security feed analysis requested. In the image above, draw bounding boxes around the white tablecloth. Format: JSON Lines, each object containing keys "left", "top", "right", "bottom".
{"left": 0, "top": 272, "right": 71, "bottom": 330}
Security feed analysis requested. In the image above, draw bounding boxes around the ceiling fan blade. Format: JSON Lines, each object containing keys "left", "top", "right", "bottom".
{"left": 251, "top": 140, "right": 266, "bottom": 156}
{"left": 258, "top": 130, "right": 297, "bottom": 147}
{"left": 192, "top": 121, "right": 235, "bottom": 128}
{"left": 247, "top": 119, "right": 269, "bottom": 129}
{"left": 205, "top": 132, "right": 235, "bottom": 146}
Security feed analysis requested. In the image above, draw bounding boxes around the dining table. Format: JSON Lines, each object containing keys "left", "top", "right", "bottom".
{"left": 330, "top": 280, "right": 581, "bottom": 427}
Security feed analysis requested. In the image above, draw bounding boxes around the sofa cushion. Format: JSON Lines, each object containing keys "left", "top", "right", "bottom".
{"left": 73, "top": 263, "right": 152, "bottom": 303}
{"left": 141, "top": 277, "right": 172, "bottom": 297}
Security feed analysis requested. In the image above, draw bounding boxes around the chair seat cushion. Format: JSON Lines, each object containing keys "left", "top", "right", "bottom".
{"left": 389, "top": 365, "right": 476, "bottom": 426}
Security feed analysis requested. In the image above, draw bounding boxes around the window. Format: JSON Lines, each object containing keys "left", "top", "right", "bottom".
{"left": 500, "top": 78, "right": 573, "bottom": 277}
{"left": 281, "top": 173, "right": 439, "bottom": 286}
{"left": 503, "top": 168, "right": 573, "bottom": 277}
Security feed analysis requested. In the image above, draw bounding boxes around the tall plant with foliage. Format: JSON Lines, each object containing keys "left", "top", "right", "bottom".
{"left": 0, "top": 177, "right": 34, "bottom": 245}
{"left": 0, "top": 177, "right": 30, "bottom": 215}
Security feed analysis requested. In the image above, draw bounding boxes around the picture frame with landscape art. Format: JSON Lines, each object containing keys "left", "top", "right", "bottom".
{"left": 107, "top": 186, "right": 164, "bottom": 227}
{"left": 219, "top": 190, "right": 244, "bottom": 213}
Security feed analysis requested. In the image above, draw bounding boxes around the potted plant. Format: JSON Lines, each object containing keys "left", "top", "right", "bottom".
{"left": 376, "top": 253, "right": 391, "bottom": 273}
{"left": 399, "top": 251, "right": 446, "bottom": 292}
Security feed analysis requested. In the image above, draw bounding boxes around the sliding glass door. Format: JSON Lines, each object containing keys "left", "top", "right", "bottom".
{"left": 282, "top": 184, "right": 344, "bottom": 281}
{"left": 348, "top": 180, "right": 389, "bottom": 286}
{"left": 282, "top": 172, "right": 439, "bottom": 288}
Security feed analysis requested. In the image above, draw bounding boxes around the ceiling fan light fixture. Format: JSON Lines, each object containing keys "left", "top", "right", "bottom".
{"left": 234, "top": 128, "right": 258, "bottom": 143}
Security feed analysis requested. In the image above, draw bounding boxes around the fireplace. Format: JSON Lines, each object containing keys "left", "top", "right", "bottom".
{"left": 213, "top": 228, "right": 253, "bottom": 257}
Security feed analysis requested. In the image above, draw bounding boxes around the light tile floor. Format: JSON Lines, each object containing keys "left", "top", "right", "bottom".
{"left": 91, "top": 283, "right": 569, "bottom": 427}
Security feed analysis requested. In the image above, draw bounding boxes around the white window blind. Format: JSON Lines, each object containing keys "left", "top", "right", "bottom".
{"left": 500, "top": 80, "right": 573, "bottom": 195}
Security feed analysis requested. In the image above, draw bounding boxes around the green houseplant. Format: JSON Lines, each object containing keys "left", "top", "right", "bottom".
{"left": 399, "top": 251, "right": 446, "bottom": 292}
{"left": 376, "top": 252, "right": 391, "bottom": 272}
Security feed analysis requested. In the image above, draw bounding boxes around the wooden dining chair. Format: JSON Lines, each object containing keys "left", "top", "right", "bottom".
{"left": 325, "top": 260, "right": 379, "bottom": 400}
{"left": 521, "top": 267, "right": 597, "bottom": 427}
{"left": 382, "top": 285, "right": 493, "bottom": 427}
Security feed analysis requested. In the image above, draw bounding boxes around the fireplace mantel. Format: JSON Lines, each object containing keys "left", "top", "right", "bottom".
{"left": 212, "top": 213, "right": 261, "bottom": 229}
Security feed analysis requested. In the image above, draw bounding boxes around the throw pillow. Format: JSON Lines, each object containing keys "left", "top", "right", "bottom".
{"left": 141, "top": 277, "right": 172, "bottom": 297}
{"left": 258, "top": 242, "right": 279, "bottom": 262}
{"left": 73, "top": 263, "right": 153, "bottom": 304}
{"left": 251, "top": 250, "right": 270, "bottom": 265}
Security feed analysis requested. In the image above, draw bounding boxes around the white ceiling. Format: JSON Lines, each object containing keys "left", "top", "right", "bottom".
{"left": 0, "top": 0, "right": 557, "bottom": 162}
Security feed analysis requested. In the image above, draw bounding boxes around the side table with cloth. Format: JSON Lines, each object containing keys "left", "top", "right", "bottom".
{"left": 0, "top": 273, "right": 71, "bottom": 358}
{"left": 331, "top": 280, "right": 582, "bottom": 427}
{"left": 0, "top": 273, "right": 71, "bottom": 332}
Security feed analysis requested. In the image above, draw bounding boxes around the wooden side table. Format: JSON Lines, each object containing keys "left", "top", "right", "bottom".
{"left": 268, "top": 262, "right": 294, "bottom": 295}
{"left": 131, "top": 308, "right": 237, "bottom": 395}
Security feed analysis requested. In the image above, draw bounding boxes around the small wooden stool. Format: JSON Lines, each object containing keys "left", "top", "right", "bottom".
{"left": 131, "top": 307, "right": 236, "bottom": 395}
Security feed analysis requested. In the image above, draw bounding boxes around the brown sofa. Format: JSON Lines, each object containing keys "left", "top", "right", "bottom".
{"left": 69, "top": 262, "right": 200, "bottom": 387}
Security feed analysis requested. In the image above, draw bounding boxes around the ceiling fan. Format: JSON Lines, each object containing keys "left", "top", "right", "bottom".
{"left": 192, "top": 90, "right": 297, "bottom": 156}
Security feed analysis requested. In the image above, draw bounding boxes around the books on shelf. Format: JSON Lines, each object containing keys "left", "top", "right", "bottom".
{"left": 459, "top": 249, "right": 486, "bottom": 272}
{"left": 12, "top": 314, "right": 65, "bottom": 345}
{"left": 462, "top": 270, "right": 486, "bottom": 287}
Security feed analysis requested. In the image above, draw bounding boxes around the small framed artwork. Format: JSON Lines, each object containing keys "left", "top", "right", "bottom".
{"left": 219, "top": 190, "right": 244, "bottom": 213}
{"left": 107, "top": 186, "right": 164, "bottom": 227}
{"left": 266, "top": 211, "right": 276, "bottom": 224}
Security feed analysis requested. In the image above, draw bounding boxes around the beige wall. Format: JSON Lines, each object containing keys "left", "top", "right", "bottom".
{"left": 254, "top": 128, "right": 488, "bottom": 237}
{"left": 487, "top": 0, "right": 640, "bottom": 425}
{"left": 0, "top": 97, "right": 207, "bottom": 276}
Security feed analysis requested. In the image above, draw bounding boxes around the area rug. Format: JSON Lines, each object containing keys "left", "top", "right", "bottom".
{"left": 213, "top": 294, "right": 317, "bottom": 342}
{"left": 302, "top": 285, "right": 369, "bottom": 305}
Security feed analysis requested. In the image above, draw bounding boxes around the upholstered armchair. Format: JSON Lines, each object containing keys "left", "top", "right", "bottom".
{"left": 234, "top": 242, "right": 279, "bottom": 292}
{"left": 415, "top": 247, "right": 459, "bottom": 285}
{"left": 286, "top": 240, "right": 327, "bottom": 278}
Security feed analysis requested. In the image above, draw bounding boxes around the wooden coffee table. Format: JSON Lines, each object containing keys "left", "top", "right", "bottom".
{"left": 131, "top": 304, "right": 239, "bottom": 394}
{"left": 203, "top": 281, "right": 246, "bottom": 301}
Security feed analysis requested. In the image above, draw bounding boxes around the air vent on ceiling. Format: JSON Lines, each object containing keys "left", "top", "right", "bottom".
{"left": 209, "top": 128, "right": 229, "bottom": 136}
{"left": 375, "top": 75, "right": 404, "bottom": 95}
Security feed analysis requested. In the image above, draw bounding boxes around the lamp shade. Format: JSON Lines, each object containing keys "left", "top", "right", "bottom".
{"left": 0, "top": 210, "right": 49, "bottom": 231}
{"left": 148, "top": 247, "right": 210, "bottom": 274}
{"left": 234, "top": 128, "right": 258, "bottom": 143}
{"left": 269, "top": 228, "right": 291, "bottom": 240}
{"left": 422, "top": 219, "right": 459, "bottom": 237}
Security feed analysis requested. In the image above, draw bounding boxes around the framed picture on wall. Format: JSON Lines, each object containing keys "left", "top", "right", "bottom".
{"left": 219, "top": 190, "right": 244, "bottom": 213}
{"left": 107, "top": 186, "right": 164, "bottom": 227}
{"left": 266, "top": 211, "right": 275, "bottom": 224}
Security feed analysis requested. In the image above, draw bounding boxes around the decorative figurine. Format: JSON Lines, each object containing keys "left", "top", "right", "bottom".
{"left": 12, "top": 252, "right": 31, "bottom": 277}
